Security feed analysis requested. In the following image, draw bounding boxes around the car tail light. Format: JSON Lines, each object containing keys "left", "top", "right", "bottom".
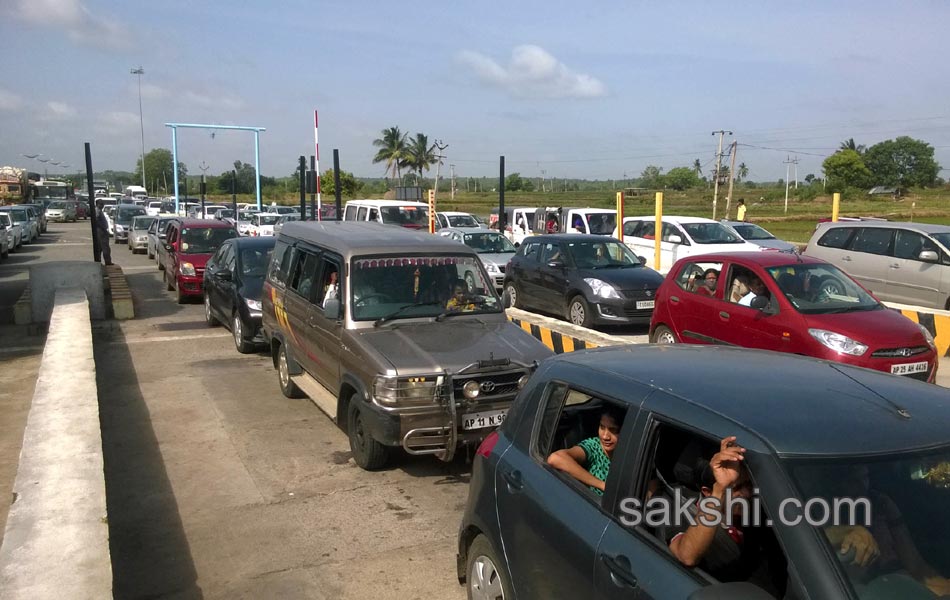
{"left": 476, "top": 431, "right": 499, "bottom": 458}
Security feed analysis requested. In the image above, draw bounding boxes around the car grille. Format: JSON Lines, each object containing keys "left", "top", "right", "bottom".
{"left": 451, "top": 369, "right": 526, "bottom": 404}
{"left": 497, "top": 265, "right": 506, "bottom": 274}
{"left": 871, "top": 346, "right": 930, "bottom": 358}
{"left": 621, "top": 288, "right": 657, "bottom": 300}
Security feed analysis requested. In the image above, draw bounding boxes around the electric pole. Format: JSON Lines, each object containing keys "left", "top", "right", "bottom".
{"left": 793, "top": 155, "right": 800, "bottom": 189}
{"left": 431, "top": 140, "right": 448, "bottom": 205}
{"left": 783, "top": 156, "right": 794, "bottom": 215}
{"left": 724, "top": 141, "right": 738, "bottom": 219}
{"left": 711, "top": 130, "right": 733, "bottom": 220}
{"left": 450, "top": 164, "right": 456, "bottom": 201}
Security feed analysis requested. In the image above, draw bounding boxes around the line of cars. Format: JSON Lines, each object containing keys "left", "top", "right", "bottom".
{"left": 0, "top": 203, "right": 45, "bottom": 259}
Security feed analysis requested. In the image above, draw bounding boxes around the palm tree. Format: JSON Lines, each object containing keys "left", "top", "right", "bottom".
{"left": 693, "top": 159, "right": 702, "bottom": 176}
{"left": 406, "top": 133, "right": 438, "bottom": 184}
{"left": 839, "top": 138, "right": 866, "bottom": 154}
{"left": 372, "top": 127, "right": 409, "bottom": 182}
{"left": 737, "top": 162, "right": 749, "bottom": 182}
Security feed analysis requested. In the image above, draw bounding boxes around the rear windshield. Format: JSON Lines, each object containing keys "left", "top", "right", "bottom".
{"left": 682, "top": 222, "right": 744, "bottom": 244}
{"left": 132, "top": 217, "right": 155, "bottom": 230}
{"left": 48, "top": 201, "right": 71, "bottom": 209}
{"left": 257, "top": 215, "right": 280, "bottom": 226}
{"left": 447, "top": 214, "right": 479, "bottom": 228}
{"left": 116, "top": 207, "right": 146, "bottom": 224}
{"left": 379, "top": 206, "right": 430, "bottom": 228}
{"left": 180, "top": 227, "right": 236, "bottom": 254}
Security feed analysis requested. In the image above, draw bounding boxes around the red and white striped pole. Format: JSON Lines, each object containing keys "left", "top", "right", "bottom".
{"left": 314, "top": 110, "right": 322, "bottom": 221}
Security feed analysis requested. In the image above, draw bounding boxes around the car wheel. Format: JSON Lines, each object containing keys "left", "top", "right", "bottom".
{"left": 504, "top": 281, "right": 520, "bottom": 309}
{"left": 567, "top": 295, "right": 592, "bottom": 328}
{"left": 466, "top": 535, "right": 512, "bottom": 600}
{"left": 464, "top": 270, "right": 477, "bottom": 292}
{"left": 204, "top": 293, "right": 218, "bottom": 326}
{"left": 348, "top": 399, "right": 390, "bottom": 470}
{"left": 233, "top": 312, "right": 253, "bottom": 354}
{"left": 176, "top": 284, "right": 187, "bottom": 304}
{"left": 651, "top": 325, "right": 678, "bottom": 344}
{"left": 277, "top": 345, "right": 304, "bottom": 399}
{"left": 817, "top": 276, "right": 845, "bottom": 297}
{"left": 165, "top": 269, "right": 174, "bottom": 291}
{"left": 148, "top": 249, "right": 154, "bottom": 259}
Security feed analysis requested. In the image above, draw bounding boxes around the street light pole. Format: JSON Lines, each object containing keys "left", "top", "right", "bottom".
{"left": 131, "top": 67, "right": 147, "bottom": 191}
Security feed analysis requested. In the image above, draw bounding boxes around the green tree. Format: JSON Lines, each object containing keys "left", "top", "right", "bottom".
{"left": 405, "top": 133, "right": 438, "bottom": 184}
{"left": 319, "top": 169, "right": 363, "bottom": 197}
{"left": 737, "top": 162, "right": 749, "bottom": 182}
{"left": 839, "top": 138, "right": 866, "bottom": 154}
{"left": 217, "top": 161, "right": 274, "bottom": 194}
{"left": 692, "top": 159, "right": 703, "bottom": 176}
{"left": 822, "top": 149, "right": 871, "bottom": 191}
{"left": 664, "top": 167, "right": 701, "bottom": 191}
{"left": 640, "top": 165, "right": 664, "bottom": 188}
{"left": 863, "top": 136, "right": 940, "bottom": 188}
{"left": 505, "top": 172, "right": 527, "bottom": 191}
{"left": 372, "top": 126, "right": 409, "bottom": 182}
{"left": 804, "top": 173, "right": 816, "bottom": 184}
{"left": 135, "top": 148, "right": 186, "bottom": 194}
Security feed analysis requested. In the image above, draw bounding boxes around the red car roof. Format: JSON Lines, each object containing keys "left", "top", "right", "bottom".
{"left": 176, "top": 218, "right": 234, "bottom": 228}
{"left": 672, "top": 251, "right": 827, "bottom": 269}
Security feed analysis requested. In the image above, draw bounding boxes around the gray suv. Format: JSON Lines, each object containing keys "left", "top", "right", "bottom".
{"left": 805, "top": 221, "right": 950, "bottom": 309}
{"left": 261, "top": 221, "right": 554, "bottom": 470}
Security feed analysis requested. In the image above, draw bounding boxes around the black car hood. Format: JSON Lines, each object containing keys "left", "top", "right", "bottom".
{"left": 576, "top": 266, "right": 665, "bottom": 289}
{"left": 356, "top": 318, "right": 553, "bottom": 375}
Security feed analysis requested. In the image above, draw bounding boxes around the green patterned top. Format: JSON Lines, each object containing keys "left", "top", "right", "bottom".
{"left": 578, "top": 437, "right": 611, "bottom": 496}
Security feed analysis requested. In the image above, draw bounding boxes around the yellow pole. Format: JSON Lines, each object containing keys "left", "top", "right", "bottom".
{"left": 654, "top": 192, "right": 663, "bottom": 271}
{"left": 428, "top": 189, "right": 436, "bottom": 233}
{"left": 832, "top": 192, "right": 840, "bottom": 223}
{"left": 615, "top": 191, "right": 624, "bottom": 243}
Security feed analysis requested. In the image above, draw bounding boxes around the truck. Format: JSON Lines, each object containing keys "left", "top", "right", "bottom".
{"left": 492, "top": 205, "right": 619, "bottom": 245}
{"left": 0, "top": 166, "right": 29, "bottom": 205}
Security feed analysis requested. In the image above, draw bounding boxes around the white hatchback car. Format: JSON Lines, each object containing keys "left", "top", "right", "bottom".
{"left": 614, "top": 215, "right": 763, "bottom": 273}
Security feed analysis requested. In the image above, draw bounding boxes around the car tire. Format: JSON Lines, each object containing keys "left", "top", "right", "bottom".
{"left": 176, "top": 284, "right": 187, "bottom": 304}
{"left": 277, "top": 345, "right": 304, "bottom": 399}
{"left": 651, "top": 325, "right": 678, "bottom": 344}
{"left": 233, "top": 311, "right": 253, "bottom": 354}
{"left": 158, "top": 257, "right": 165, "bottom": 271}
{"left": 464, "top": 270, "right": 477, "bottom": 292}
{"left": 148, "top": 248, "right": 154, "bottom": 259}
{"left": 567, "top": 295, "right": 592, "bottom": 328}
{"left": 816, "top": 276, "right": 845, "bottom": 297}
{"left": 165, "top": 269, "right": 174, "bottom": 292}
{"left": 204, "top": 293, "right": 218, "bottom": 326}
{"left": 466, "top": 535, "right": 512, "bottom": 600}
{"left": 348, "top": 399, "right": 390, "bottom": 470}
{"left": 504, "top": 281, "right": 520, "bottom": 309}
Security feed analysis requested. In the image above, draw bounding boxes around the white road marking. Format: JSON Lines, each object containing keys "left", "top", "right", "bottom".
{"left": 120, "top": 332, "right": 231, "bottom": 344}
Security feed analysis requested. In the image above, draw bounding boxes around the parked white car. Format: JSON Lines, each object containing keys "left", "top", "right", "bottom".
{"left": 613, "top": 215, "right": 763, "bottom": 273}
{"left": 436, "top": 211, "right": 483, "bottom": 230}
{"left": 246, "top": 212, "right": 281, "bottom": 236}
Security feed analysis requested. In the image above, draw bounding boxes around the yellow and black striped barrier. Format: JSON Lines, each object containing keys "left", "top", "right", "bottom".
{"left": 888, "top": 302, "right": 950, "bottom": 357}
{"left": 508, "top": 315, "right": 598, "bottom": 354}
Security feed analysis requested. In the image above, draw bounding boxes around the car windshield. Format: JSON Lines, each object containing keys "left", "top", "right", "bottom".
{"left": 929, "top": 233, "right": 950, "bottom": 249}
{"left": 585, "top": 213, "right": 617, "bottom": 235}
{"left": 379, "top": 206, "right": 430, "bottom": 229}
{"left": 350, "top": 255, "right": 501, "bottom": 322}
{"left": 33, "top": 185, "right": 69, "bottom": 199}
{"left": 257, "top": 215, "right": 280, "bottom": 226}
{"left": 132, "top": 217, "right": 155, "bottom": 230}
{"left": 240, "top": 247, "right": 273, "bottom": 279}
{"left": 788, "top": 447, "right": 950, "bottom": 599}
{"left": 116, "top": 208, "right": 146, "bottom": 224}
{"left": 48, "top": 201, "right": 70, "bottom": 209}
{"left": 239, "top": 211, "right": 258, "bottom": 220}
{"left": 217, "top": 210, "right": 235, "bottom": 219}
{"left": 764, "top": 263, "right": 882, "bottom": 314}
{"left": 180, "top": 227, "right": 236, "bottom": 254}
{"left": 3, "top": 209, "right": 27, "bottom": 222}
{"left": 461, "top": 231, "right": 516, "bottom": 254}
{"left": 157, "top": 219, "right": 172, "bottom": 233}
{"left": 733, "top": 223, "right": 776, "bottom": 241}
{"left": 682, "top": 222, "right": 744, "bottom": 244}
{"left": 447, "top": 214, "right": 479, "bottom": 228}
{"left": 567, "top": 240, "right": 643, "bottom": 269}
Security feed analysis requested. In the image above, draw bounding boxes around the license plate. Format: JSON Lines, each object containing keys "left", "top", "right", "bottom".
{"left": 462, "top": 409, "right": 507, "bottom": 430}
{"left": 636, "top": 300, "right": 655, "bottom": 310}
{"left": 891, "top": 361, "right": 929, "bottom": 375}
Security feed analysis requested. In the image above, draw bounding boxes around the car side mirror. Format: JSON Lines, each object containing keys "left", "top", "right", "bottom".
{"left": 514, "top": 242, "right": 520, "bottom": 248}
{"left": 547, "top": 259, "right": 564, "bottom": 268}
{"left": 215, "top": 269, "right": 232, "bottom": 281}
{"left": 750, "top": 295, "right": 777, "bottom": 314}
{"left": 667, "top": 234, "right": 683, "bottom": 244}
{"left": 688, "top": 582, "right": 776, "bottom": 600}
{"left": 638, "top": 255, "right": 646, "bottom": 265}
{"left": 919, "top": 250, "right": 939, "bottom": 262}
{"left": 324, "top": 297, "right": 342, "bottom": 320}
{"left": 164, "top": 243, "right": 173, "bottom": 251}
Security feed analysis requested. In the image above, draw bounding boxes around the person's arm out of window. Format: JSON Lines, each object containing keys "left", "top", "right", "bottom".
{"left": 547, "top": 445, "right": 604, "bottom": 493}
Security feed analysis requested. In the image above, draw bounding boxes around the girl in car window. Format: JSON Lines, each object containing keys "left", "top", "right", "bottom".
{"left": 547, "top": 406, "right": 625, "bottom": 496}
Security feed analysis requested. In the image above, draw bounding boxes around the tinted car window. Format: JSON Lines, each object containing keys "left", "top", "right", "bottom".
{"left": 892, "top": 230, "right": 937, "bottom": 260}
{"left": 817, "top": 227, "right": 855, "bottom": 249}
{"left": 180, "top": 227, "right": 236, "bottom": 254}
{"left": 270, "top": 240, "right": 293, "bottom": 286}
{"left": 850, "top": 228, "right": 894, "bottom": 256}
{"left": 521, "top": 241, "right": 541, "bottom": 262}
{"left": 540, "top": 242, "right": 562, "bottom": 263}
{"left": 290, "top": 250, "right": 320, "bottom": 300}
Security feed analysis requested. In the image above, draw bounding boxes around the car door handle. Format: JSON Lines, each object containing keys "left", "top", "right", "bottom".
{"left": 719, "top": 311, "right": 730, "bottom": 320}
{"left": 601, "top": 554, "right": 638, "bottom": 588}
{"left": 501, "top": 469, "right": 523, "bottom": 492}
{"left": 842, "top": 256, "right": 852, "bottom": 262}
{"left": 889, "top": 263, "right": 900, "bottom": 269}
{"left": 670, "top": 295, "right": 680, "bottom": 303}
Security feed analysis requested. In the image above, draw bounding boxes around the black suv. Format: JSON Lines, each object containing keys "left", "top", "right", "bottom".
{"left": 504, "top": 234, "right": 664, "bottom": 328}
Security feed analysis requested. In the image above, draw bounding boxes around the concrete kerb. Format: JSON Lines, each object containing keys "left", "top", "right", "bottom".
{"left": 104, "top": 264, "right": 134, "bottom": 320}
{"left": 506, "top": 307, "right": 628, "bottom": 353}
{"left": 12, "top": 283, "right": 31, "bottom": 325}
{"left": 0, "top": 288, "right": 113, "bottom": 599}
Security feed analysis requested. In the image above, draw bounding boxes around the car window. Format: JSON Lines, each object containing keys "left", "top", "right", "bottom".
{"left": 344, "top": 204, "right": 357, "bottom": 220}
{"left": 675, "top": 261, "right": 724, "bottom": 297}
{"left": 850, "top": 228, "right": 894, "bottom": 256}
{"left": 816, "top": 227, "right": 855, "bottom": 250}
{"left": 540, "top": 242, "right": 562, "bottom": 264}
{"left": 289, "top": 250, "right": 321, "bottom": 300}
{"left": 210, "top": 243, "right": 230, "bottom": 268}
{"left": 357, "top": 206, "right": 368, "bottom": 221}
{"left": 725, "top": 264, "right": 773, "bottom": 308}
{"left": 632, "top": 221, "right": 656, "bottom": 239}
{"left": 892, "top": 230, "right": 938, "bottom": 261}
{"left": 314, "top": 256, "right": 342, "bottom": 309}
{"left": 369, "top": 208, "right": 379, "bottom": 222}
{"left": 269, "top": 241, "right": 294, "bottom": 286}
{"left": 520, "top": 241, "right": 541, "bottom": 263}
{"left": 622, "top": 220, "right": 639, "bottom": 236}
{"left": 662, "top": 223, "right": 689, "bottom": 244}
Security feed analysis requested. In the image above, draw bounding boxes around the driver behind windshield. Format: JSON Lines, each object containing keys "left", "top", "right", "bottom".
{"left": 445, "top": 279, "right": 476, "bottom": 312}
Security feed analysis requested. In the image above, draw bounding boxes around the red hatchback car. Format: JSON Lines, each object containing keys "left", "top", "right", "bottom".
{"left": 162, "top": 218, "right": 237, "bottom": 303}
{"left": 649, "top": 252, "right": 938, "bottom": 382}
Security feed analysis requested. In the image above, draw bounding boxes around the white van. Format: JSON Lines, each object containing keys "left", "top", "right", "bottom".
{"left": 342, "top": 199, "right": 430, "bottom": 230}
{"left": 123, "top": 185, "right": 148, "bottom": 199}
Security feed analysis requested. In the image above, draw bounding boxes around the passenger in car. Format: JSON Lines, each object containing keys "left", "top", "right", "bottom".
{"left": 546, "top": 406, "right": 624, "bottom": 496}
{"left": 697, "top": 268, "right": 719, "bottom": 296}
{"left": 730, "top": 275, "right": 750, "bottom": 303}
{"left": 738, "top": 275, "right": 769, "bottom": 307}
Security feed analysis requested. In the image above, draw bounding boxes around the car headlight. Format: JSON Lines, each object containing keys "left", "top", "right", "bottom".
{"left": 484, "top": 263, "right": 500, "bottom": 274}
{"left": 373, "top": 375, "right": 441, "bottom": 407}
{"left": 917, "top": 323, "right": 936, "bottom": 350}
{"left": 245, "top": 298, "right": 262, "bottom": 311}
{"left": 584, "top": 278, "right": 621, "bottom": 299}
{"left": 808, "top": 329, "right": 868, "bottom": 356}
{"left": 114, "top": 225, "right": 125, "bottom": 233}
{"left": 180, "top": 262, "right": 196, "bottom": 276}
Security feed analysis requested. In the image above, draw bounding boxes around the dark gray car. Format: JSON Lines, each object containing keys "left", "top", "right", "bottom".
{"left": 459, "top": 344, "right": 950, "bottom": 599}
{"left": 261, "top": 222, "right": 554, "bottom": 470}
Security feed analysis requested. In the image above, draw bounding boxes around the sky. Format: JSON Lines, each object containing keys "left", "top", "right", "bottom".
{"left": 2, "top": 0, "right": 950, "bottom": 187}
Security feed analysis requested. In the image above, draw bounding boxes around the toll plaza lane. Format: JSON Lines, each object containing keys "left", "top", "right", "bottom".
{"left": 5, "top": 223, "right": 467, "bottom": 599}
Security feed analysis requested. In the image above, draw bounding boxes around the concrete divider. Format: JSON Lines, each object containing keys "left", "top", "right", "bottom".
{"left": 506, "top": 307, "right": 627, "bottom": 353}
{"left": 105, "top": 264, "right": 134, "bottom": 320}
{"left": 0, "top": 288, "right": 112, "bottom": 599}
{"left": 884, "top": 301, "right": 950, "bottom": 357}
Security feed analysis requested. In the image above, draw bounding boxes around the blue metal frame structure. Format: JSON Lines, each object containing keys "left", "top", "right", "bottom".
{"left": 164, "top": 122, "right": 266, "bottom": 213}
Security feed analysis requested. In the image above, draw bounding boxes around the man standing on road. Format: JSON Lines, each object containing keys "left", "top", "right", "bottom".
{"left": 736, "top": 199, "right": 747, "bottom": 222}
{"left": 95, "top": 199, "right": 113, "bottom": 265}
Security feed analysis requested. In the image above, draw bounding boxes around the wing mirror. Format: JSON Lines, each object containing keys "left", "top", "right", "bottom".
{"left": 919, "top": 250, "right": 939, "bottom": 262}
{"left": 214, "top": 269, "right": 232, "bottom": 281}
{"left": 667, "top": 234, "right": 683, "bottom": 244}
{"left": 547, "top": 260, "right": 564, "bottom": 268}
{"left": 324, "top": 297, "right": 342, "bottom": 320}
{"left": 750, "top": 295, "right": 777, "bottom": 314}
{"left": 638, "top": 255, "right": 647, "bottom": 265}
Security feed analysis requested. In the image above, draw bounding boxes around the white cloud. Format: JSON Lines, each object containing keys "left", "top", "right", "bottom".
{"left": 5, "top": 0, "right": 132, "bottom": 50}
{"left": 46, "top": 101, "right": 77, "bottom": 119}
{"left": 96, "top": 111, "right": 140, "bottom": 136}
{"left": 181, "top": 90, "right": 245, "bottom": 111}
{"left": 458, "top": 45, "right": 607, "bottom": 99}
{"left": 0, "top": 89, "right": 23, "bottom": 111}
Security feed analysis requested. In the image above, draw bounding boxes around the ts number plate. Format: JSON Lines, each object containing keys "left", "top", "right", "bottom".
{"left": 462, "top": 409, "right": 507, "bottom": 430}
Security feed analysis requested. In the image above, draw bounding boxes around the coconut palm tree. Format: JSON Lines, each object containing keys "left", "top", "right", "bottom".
{"left": 372, "top": 127, "right": 409, "bottom": 182}
{"left": 693, "top": 159, "right": 703, "bottom": 176}
{"left": 738, "top": 162, "right": 749, "bottom": 182}
{"left": 406, "top": 133, "right": 438, "bottom": 184}
{"left": 839, "top": 138, "right": 866, "bottom": 154}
